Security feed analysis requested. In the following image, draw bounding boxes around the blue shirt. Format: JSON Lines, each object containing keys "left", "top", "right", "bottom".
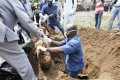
{"left": 39, "top": 2, "right": 47, "bottom": 11}
{"left": 61, "top": 35, "right": 84, "bottom": 71}
{"left": 41, "top": 3, "right": 60, "bottom": 25}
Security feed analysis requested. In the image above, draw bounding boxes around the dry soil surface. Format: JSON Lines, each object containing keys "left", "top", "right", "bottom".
{"left": 29, "top": 28, "right": 120, "bottom": 80}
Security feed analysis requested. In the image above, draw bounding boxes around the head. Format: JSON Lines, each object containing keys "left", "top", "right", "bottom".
{"left": 64, "top": 24, "right": 78, "bottom": 38}
{"left": 48, "top": 0, "right": 53, "bottom": 7}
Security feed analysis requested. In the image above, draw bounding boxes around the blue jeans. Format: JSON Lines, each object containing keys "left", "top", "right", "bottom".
{"left": 108, "top": 7, "right": 120, "bottom": 30}
{"left": 95, "top": 13, "right": 103, "bottom": 29}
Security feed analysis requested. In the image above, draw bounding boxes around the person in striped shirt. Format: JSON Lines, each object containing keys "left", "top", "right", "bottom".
{"left": 95, "top": 0, "right": 104, "bottom": 29}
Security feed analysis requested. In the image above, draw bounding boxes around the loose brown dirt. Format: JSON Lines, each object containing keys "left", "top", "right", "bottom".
{"left": 28, "top": 28, "right": 120, "bottom": 80}
{"left": 78, "top": 28, "right": 120, "bottom": 80}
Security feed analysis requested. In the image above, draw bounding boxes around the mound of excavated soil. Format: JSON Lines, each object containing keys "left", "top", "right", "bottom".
{"left": 29, "top": 28, "right": 120, "bottom": 80}
{"left": 78, "top": 28, "right": 120, "bottom": 80}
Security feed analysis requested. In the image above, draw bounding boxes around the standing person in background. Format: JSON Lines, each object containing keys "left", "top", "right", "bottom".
{"left": 25, "top": 0, "right": 34, "bottom": 20}
{"left": 22, "top": 0, "right": 34, "bottom": 19}
{"left": 32, "top": 2, "right": 39, "bottom": 26}
{"left": 54, "top": 0, "right": 62, "bottom": 21}
{"left": 109, "top": 1, "right": 113, "bottom": 11}
{"left": 104, "top": 1, "right": 109, "bottom": 12}
{"left": 63, "top": 0, "right": 77, "bottom": 29}
{"left": 95, "top": 0, "right": 104, "bottom": 29}
{"left": 108, "top": 0, "right": 120, "bottom": 30}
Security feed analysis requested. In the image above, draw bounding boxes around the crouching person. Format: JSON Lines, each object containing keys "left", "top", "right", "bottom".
{"left": 37, "top": 24, "right": 84, "bottom": 79}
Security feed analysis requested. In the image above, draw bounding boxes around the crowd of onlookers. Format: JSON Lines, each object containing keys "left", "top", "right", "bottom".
{"left": 104, "top": 0, "right": 113, "bottom": 12}
{"left": 95, "top": 0, "right": 120, "bottom": 30}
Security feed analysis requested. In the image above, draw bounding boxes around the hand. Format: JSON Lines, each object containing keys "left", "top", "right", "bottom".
{"left": 37, "top": 46, "right": 47, "bottom": 52}
{"left": 44, "top": 14, "right": 49, "bottom": 19}
{"left": 43, "top": 36, "right": 52, "bottom": 43}
{"left": 40, "top": 14, "right": 49, "bottom": 22}
{"left": 39, "top": 13, "right": 44, "bottom": 18}
{"left": 39, "top": 13, "right": 48, "bottom": 22}
{"left": 47, "top": 37, "right": 52, "bottom": 43}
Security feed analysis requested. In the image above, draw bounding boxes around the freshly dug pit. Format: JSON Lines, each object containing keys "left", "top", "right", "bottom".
{"left": 28, "top": 28, "right": 120, "bottom": 80}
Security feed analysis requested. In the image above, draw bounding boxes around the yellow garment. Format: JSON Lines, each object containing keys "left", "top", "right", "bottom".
{"left": 33, "top": 2, "right": 38, "bottom": 8}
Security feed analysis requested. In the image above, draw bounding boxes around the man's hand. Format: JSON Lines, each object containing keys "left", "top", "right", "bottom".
{"left": 39, "top": 14, "right": 49, "bottom": 22}
{"left": 44, "top": 14, "right": 49, "bottom": 20}
{"left": 43, "top": 36, "right": 52, "bottom": 43}
{"left": 49, "top": 14, "right": 54, "bottom": 18}
{"left": 37, "top": 46, "right": 47, "bottom": 52}
{"left": 47, "top": 37, "right": 52, "bottom": 43}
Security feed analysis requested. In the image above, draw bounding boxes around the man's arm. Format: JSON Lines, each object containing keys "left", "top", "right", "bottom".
{"left": 47, "top": 47, "right": 63, "bottom": 53}
{"left": 45, "top": 37, "right": 64, "bottom": 46}
{"left": 51, "top": 40, "right": 62, "bottom": 46}
{"left": 49, "top": 14, "right": 55, "bottom": 18}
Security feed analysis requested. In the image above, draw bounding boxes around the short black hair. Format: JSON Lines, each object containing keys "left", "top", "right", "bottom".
{"left": 68, "top": 24, "right": 78, "bottom": 31}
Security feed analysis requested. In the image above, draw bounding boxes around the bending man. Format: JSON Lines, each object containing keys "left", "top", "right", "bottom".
{"left": 38, "top": 24, "right": 84, "bottom": 79}
{"left": 40, "top": 0, "right": 64, "bottom": 34}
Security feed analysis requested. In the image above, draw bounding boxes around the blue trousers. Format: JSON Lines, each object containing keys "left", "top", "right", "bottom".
{"left": 95, "top": 13, "right": 103, "bottom": 29}
{"left": 108, "top": 7, "right": 120, "bottom": 30}
{"left": 49, "top": 22, "right": 64, "bottom": 34}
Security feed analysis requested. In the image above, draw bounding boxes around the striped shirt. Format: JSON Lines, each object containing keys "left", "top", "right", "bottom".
{"left": 95, "top": 1, "right": 104, "bottom": 14}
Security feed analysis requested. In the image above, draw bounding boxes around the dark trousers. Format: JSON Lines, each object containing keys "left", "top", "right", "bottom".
{"left": 49, "top": 22, "right": 64, "bottom": 34}
{"left": 104, "top": 6, "right": 109, "bottom": 12}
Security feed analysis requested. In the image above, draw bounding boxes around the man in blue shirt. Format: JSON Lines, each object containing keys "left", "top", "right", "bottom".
{"left": 40, "top": 0, "right": 64, "bottom": 34}
{"left": 37, "top": 24, "right": 84, "bottom": 79}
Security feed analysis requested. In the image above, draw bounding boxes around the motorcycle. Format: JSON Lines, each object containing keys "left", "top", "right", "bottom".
{"left": 0, "top": 25, "right": 31, "bottom": 80}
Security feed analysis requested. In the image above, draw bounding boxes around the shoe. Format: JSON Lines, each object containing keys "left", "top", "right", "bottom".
{"left": 77, "top": 75, "right": 89, "bottom": 80}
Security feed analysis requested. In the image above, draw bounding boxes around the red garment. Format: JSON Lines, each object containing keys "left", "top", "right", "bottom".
{"left": 95, "top": 1, "right": 104, "bottom": 14}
